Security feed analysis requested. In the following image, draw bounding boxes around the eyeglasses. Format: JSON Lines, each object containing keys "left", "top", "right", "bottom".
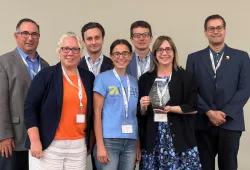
{"left": 206, "top": 25, "right": 225, "bottom": 33}
{"left": 132, "top": 32, "right": 151, "bottom": 39}
{"left": 17, "top": 31, "right": 40, "bottom": 39}
{"left": 61, "top": 47, "right": 81, "bottom": 54}
{"left": 111, "top": 51, "right": 131, "bottom": 58}
{"left": 156, "top": 47, "right": 173, "bottom": 54}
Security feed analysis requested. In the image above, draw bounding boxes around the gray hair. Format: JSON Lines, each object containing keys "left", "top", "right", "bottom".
{"left": 56, "top": 32, "right": 83, "bottom": 56}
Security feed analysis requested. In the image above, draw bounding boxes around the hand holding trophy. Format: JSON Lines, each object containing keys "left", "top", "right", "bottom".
{"left": 149, "top": 77, "right": 171, "bottom": 122}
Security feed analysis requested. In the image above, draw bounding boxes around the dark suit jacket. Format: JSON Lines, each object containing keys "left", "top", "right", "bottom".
{"left": 126, "top": 52, "right": 153, "bottom": 79}
{"left": 138, "top": 68, "right": 198, "bottom": 153}
{"left": 186, "top": 45, "right": 250, "bottom": 131}
{"left": 78, "top": 55, "right": 113, "bottom": 73}
{"left": 24, "top": 62, "right": 95, "bottom": 150}
{"left": 0, "top": 48, "right": 49, "bottom": 151}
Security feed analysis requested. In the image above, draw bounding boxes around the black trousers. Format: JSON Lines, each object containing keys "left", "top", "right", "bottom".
{"left": 0, "top": 151, "right": 28, "bottom": 170}
{"left": 196, "top": 127, "right": 242, "bottom": 170}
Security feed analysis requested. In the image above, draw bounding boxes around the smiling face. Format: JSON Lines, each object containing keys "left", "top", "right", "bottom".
{"left": 155, "top": 40, "right": 174, "bottom": 67}
{"left": 110, "top": 44, "right": 132, "bottom": 70}
{"left": 14, "top": 22, "right": 40, "bottom": 55}
{"left": 205, "top": 18, "right": 226, "bottom": 46}
{"left": 59, "top": 37, "right": 81, "bottom": 69}
{"left": 83, "top": 27, "right": 104, "bottom": 55}
{"left": 130, "top": 27, "right": 152, "bottom": 51}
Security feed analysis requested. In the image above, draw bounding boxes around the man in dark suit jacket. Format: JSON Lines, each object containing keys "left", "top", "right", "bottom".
{"left": 0, "top": 18, "right": 49, "bottom": 170}
{"left": 127, "top": 20, "right": 153, "bottom": 79}
{"left": 78, "top": 22, "right": 113, "bottom": 78}
{"left": 78, "top": 22, "right": 113, "bottom": 170}
{"left": 186, "top": 14, "right": 250, "bottom": 170}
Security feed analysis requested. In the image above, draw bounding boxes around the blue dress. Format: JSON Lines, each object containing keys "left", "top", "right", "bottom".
{"left": 140, "top": 122, "right": 202, "bottom": 170}
{"left": 140, "top": 77, "right": 202, "bottom": 170}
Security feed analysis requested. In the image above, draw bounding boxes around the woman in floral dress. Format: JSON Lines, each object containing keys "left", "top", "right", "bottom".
{"left": 138, "top": 35, "right": 202, "bottom": 170}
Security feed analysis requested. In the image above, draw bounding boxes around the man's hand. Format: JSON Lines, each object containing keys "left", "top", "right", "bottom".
{"left": 206, "top": 110, "right": 226, "bottom": 126}
{"left": 0, "top": 138, "right": 15, "bottom": 158}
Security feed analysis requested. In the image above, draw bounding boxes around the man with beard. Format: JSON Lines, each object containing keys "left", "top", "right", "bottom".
{"left": 186, "top": 14, "right": 250, "bottom": 170}
{"left": 79, "top": 22, "right": 113, "bottom": 76}
{"left": 0, "top": 18, "right": 49, "bottom": 170}
{"left": 127, "top": 20, "right": 153, "bottom": 79}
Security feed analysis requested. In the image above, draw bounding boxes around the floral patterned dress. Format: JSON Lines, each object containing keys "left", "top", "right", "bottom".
{"left": 140, "top": 77, "right": 202, "bottom": 170}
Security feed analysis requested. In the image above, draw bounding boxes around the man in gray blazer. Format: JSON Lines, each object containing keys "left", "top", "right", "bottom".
{"left": 0, "top": 18, "right": 49, "bottom": 170}
{"left": 127, "top": 20, "right": 153, "bottom": 79}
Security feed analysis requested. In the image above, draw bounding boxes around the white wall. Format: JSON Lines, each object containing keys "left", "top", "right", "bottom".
{"left": 1, "top": 0, "right": 249, "bottom": 169}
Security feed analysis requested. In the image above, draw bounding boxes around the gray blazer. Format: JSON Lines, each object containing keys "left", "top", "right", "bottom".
{"left": 126, "top": 51, "right": 153, "bottom": 79}
{"left": 0, "top": 48, "right": 49, "bottom": 151}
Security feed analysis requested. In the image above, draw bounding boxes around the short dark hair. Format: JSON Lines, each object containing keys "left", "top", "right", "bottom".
{"left": 204, "top": 14, "right": 226, "bottom": 30}
{"left": 110, "top": 39, "right": 132, "bottom": 55}
{"left": 16, "top": 18, "right": 40, "bottom": 32}
{"left": 81, "top": 22, "right": 105, "bottom": 40}
{"left": 130, "top": 20, "right": 152, "bottom": 38}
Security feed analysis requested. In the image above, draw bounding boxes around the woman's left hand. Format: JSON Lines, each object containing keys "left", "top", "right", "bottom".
{"left": 153, "top": 106, "right": 171, "bottom": 114}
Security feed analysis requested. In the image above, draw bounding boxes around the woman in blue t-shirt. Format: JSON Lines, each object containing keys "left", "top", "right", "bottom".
{"left": 93, "top": 39, "right": 139, "bottom": 170}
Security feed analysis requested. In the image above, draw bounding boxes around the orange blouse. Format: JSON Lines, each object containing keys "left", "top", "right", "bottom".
{"left": 55, "top": 75, "right": 87, "bottom": 140}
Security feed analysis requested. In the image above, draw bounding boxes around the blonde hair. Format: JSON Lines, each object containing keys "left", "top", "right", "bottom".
{"left": 56, "top": 32, "right": 83, "bottom": 56}
{"left": 151, "top": 35, "right": 179, "bottom": 71}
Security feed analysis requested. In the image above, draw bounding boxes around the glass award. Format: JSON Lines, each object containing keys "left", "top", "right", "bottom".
{"left": 149, "top": 80, "right": 164, "bottom": 110}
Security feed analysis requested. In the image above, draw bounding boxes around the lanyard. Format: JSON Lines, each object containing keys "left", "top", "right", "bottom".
{"left": 62, "top": 66, "right": 83, "bottom": 110}
{"left": 136, "top": 55, "right": 150, "bottom": 79}
{"left": 156, "top": 75, "right": 171, "bottom": 106}
{"left": 85, "top": 55, "right": 103, "bottom": 76}
{"left": 113, "top": 69, "right": 130, "bottom": 119}
{"left": 209, "top": 50, "right": 224, "bottom": 78}
{"left": 20, "top": 55, "right": 41, "bottom": 77}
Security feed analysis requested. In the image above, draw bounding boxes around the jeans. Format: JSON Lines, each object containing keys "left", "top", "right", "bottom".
{"left": 94, "top": 138, "right": 137, "bottom": 170}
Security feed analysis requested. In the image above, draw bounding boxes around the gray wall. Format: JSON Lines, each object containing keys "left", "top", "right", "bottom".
{"left": 1, "top": 0, "right": 249, "bottom": 169}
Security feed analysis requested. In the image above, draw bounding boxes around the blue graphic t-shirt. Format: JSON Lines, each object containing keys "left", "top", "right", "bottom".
{"left": 94, "top": 70, "right": 138, "bottom": 139}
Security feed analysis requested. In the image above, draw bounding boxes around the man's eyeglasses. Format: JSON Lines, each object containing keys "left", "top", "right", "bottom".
{"left": 156, "top": 47, "right": 173, "bottom": 54}
{"left": 111, "top": 51, "right": 131, "bottom": 58}
{"left": 132, "top": 32, "right": 151, "bottom": 39}
{"left": 17, "top": 31, "right": 40, "bottom": 39}
{"left": 206, "top": 25, "right": 225, "bottom": 33}
{"left": 61, "top": 47, "right": 81, "bottom": 54}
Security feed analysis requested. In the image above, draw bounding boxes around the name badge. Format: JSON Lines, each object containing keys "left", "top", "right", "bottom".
{"left": 76, "top": 114, "right": 85, "bottom": 123}
{"left": 122, "top": 125, "right": 133, "bottom": 133}
{"left": 155, "top": 78, "right": 167, "bottom": 82}
{"left": 154, "top": 113, "right": 168, "bottom": 122}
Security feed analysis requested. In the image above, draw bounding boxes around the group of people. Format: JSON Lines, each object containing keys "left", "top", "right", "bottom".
{"left": 0, "top": 14, "right": 249, "bottom": 170}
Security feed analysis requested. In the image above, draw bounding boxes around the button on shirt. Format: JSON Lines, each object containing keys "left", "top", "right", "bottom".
{"left": 136, "top": 51, "right": 151, "bottom": 75}
{"left": 210, "top": 47, "right": 225, "bottom": 67}
{"left": 17, "top": 47, "right": 40, "bottom": 80}
{"left": 85, "top": 53, "right": 103, "bottom": 76}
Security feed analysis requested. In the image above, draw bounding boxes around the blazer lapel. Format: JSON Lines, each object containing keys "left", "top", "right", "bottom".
{"left": 40, "top": 58, "right": 49, "bottom": 69}
{"left": 78, "top": 69, "right": 91, "bottom": 100}
{"left": 216, "top": 45, "right": 230, "bottom": 79}
{"left": 54, "top": 63, "right": 63, "bottom": 108}
{"left": 149, "top": 51, "right": 153, "bottom": 69}
{"left": 147, "top": 71, "right": 157, "bottom": 95}
{"left": 79, "top": 57, "right": 88, "bottom": 70}
{"left": 130, "top": 52, "right": 138, "bottom": 78}
{"left": 11, "top": 49, "right": 31, "bottom": 86}
{"left": 201, "top": 47, "right": 215, "bottom": 79}
{"left": 100, "top": 56, "right": 110, "bottom": 73}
